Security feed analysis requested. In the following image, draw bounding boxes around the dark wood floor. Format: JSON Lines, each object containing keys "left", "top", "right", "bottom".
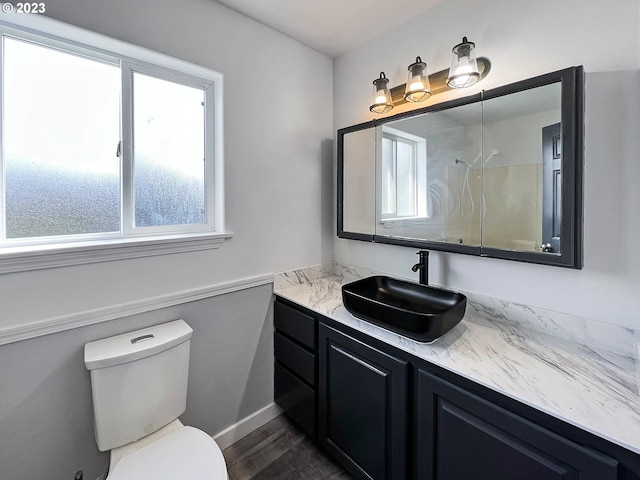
{"left": 222, "top": 415, "right": 353, "bottom": 479}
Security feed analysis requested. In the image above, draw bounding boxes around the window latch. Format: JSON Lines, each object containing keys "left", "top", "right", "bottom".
{"left": 116, "top": 140, "right": 122, "bottom": 158}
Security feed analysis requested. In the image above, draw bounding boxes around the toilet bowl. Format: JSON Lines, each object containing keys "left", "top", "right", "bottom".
{"left": 85, "top": 320, "right": 228, "bottom": 479}
{"left": 107, "top": 422, "right": 227, "bottom": 479}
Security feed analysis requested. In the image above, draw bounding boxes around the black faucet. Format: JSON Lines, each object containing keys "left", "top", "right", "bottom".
{"left": 411, "top": 250, "right": 429, "bottom": 285}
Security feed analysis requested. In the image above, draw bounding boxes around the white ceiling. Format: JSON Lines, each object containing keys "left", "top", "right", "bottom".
{"left": 214, "top": 0, "right": 443, "bottom": 58}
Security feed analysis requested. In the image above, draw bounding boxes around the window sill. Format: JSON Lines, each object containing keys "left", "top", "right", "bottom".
{"left": 0, "top": 232, "right": 233, "bottom": 274}
{"left": 379, "top": 217, "right": 430, "bottom": 227}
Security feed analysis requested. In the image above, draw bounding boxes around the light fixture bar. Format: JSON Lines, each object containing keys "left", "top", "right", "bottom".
{"left": 387, "top": 57, "right": 491, "bottom": 107}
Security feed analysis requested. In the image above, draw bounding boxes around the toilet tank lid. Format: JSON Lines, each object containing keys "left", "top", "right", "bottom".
{"left": 84, "top": 319, "right": 193, "bottom": 370}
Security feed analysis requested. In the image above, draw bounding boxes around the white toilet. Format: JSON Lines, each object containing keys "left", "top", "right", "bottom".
{"left": 84, "top": 319, "right": 228, "bottom": 479}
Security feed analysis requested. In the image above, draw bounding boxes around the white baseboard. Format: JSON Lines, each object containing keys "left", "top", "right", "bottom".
{"left": 212, "top": 403, "right": 283, "bottom": 450}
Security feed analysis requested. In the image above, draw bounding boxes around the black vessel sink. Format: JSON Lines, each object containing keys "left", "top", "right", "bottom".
{"left": 341, "top": 276, "right": 466, "bottom": 342}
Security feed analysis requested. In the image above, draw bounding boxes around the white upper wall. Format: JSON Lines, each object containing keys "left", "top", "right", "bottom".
{"left": 0, "top": 0, "right": 334, "bottom": 330}
{"left": 334, "top": 0, "right": 640, "bottom": 329}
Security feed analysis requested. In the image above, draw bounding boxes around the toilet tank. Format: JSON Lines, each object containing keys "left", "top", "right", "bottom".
{"left": 84, "top": 319, "right": 193, "bottom": 452}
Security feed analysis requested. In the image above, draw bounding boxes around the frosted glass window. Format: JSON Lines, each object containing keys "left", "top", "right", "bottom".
{"left": 0, "top": 29, "right": 220, "bottom": 250}
{"left": 3, "top": 37, "right": 120, "bottom": 238}
{"left": 132, "top": 73, "right": 206, "bottom": 227}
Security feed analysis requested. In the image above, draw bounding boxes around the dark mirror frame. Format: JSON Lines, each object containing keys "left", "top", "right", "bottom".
{"left": 337, "top": 120, "right": 376, "bottom": 242}
{"left": 337, "top": 66, "right": 584, "bottom": 269}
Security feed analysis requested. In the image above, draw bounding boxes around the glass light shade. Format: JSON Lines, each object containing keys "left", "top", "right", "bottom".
{"left": 447, "top": 37, "right": 480, "bottom": 88}
{"left": 404, "top": 56, "right": 431, "bottom": 102}
{"left": 370, "top": 72, "right": 393, "bottom": 114}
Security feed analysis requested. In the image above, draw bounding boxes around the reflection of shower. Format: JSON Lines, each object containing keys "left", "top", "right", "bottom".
{"left": 456, "top": 155, "right": 478, "bottom": 220}
{"left": 483, "top": 148, "right": 500, "bottom": 166}
{"left": 455, "top": 157, "right": 475, "bottom": 168}
{"left": 456, "top": 149, "right": 500, "bottom": 219}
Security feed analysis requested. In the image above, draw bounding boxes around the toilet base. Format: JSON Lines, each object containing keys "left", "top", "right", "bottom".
{"left": 109, "top": 419, "right": 184, "bottom": 472}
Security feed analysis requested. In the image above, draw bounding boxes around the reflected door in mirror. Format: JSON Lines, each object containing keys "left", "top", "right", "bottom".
{"left": 542, "top": 123, "right": 561, "bottom": 253}
{"left": 481, "top": 82, "right": 561, "bottom": 253}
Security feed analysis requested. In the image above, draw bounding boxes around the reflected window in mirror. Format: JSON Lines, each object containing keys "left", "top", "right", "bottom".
{"left": 375, "top": 101, "right": 482, "bottom": 247}
{"left": 380, "top": 127, "right": 427, "bottom": 222}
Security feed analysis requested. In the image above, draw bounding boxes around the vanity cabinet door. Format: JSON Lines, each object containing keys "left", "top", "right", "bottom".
{"left": 318, "top": 323, "right": 408, "bottom": 480}
{"left": 417, "top": 369, "right": 618, "bottom": 480}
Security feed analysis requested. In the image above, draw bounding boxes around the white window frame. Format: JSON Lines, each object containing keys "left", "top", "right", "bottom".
{"left": 378, "top": 126, "right": 428, "bottom": 225}
{"left": 121, "top": 61, "right": 217, "bottom": 237}
{"left": 0, "top": 13, "right": 230, "bottom": 274}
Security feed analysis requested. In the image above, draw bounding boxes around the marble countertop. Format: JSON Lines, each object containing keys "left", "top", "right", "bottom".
{"left": 274, "top": 268, "right": 640, "bottom": 455}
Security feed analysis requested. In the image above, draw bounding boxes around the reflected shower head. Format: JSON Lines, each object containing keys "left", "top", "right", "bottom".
{"left": 484, "top": 149, "right": 500, "bottom": 165}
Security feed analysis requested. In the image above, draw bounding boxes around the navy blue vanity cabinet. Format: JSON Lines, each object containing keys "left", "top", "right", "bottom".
{"left": 273, "top": 299, "right": 317, "bottom": 438}
{"left": 318, "top": 323, "right": 409, "bottom": 480}
{"left": 416, "top": 369, "right": 619, "bottom": 480}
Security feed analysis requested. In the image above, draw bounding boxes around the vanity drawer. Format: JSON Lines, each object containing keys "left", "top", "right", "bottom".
{"left": 274, "top": 300, "right": 316, "bottom": 349}
{"left": 274, "top": 362, "right": 316, "bottom": 438}
{"left": 274, "top": 331, "right": 316, "bottom": 386}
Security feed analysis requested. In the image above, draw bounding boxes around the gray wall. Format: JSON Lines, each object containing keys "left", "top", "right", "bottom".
{"left": 0, "top": 284, "right": 273, "bottom": 480}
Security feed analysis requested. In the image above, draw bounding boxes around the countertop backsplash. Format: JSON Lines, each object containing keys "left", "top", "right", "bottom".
{"left": 273, "top": 263, "right": 335, "bottom": 290}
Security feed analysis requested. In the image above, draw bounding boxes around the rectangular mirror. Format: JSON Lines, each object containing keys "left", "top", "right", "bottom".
{"left": 337, "top": 67, "right": 583, "bottom": 268}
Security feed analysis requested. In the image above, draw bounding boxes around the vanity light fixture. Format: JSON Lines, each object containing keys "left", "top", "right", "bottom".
{"left": 370, "top": 72, "right": 394, "bottom": 114}
{"left": 369, "top": 36, "right": 490, "bottom": 114}
{"left": 404, "top": 56, "right": 431, "bottom": 102}
{"left": 447, "top": 36, "right": 480, "bottom": 88}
